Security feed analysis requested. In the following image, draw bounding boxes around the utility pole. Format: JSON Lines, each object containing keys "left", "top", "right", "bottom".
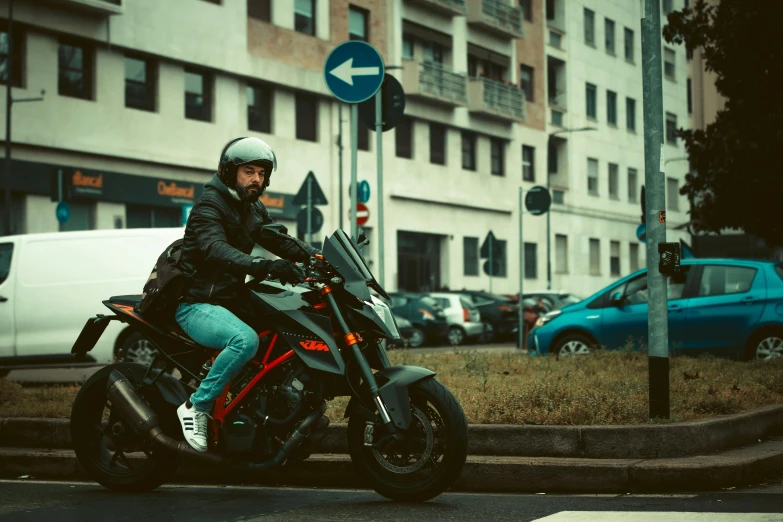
{"left": 3, "top": 0, "right": 14, "bottom": 237}
{"left": 338, "top": 104, "right": 344, "bottom": 231}
{"left": 546, "top": 126, "right": 596, "bottom": 290}
{"left": 641, "top": 0, "right": 670, "bottom": 419}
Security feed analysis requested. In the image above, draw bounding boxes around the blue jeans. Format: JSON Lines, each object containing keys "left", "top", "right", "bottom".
{"left": 175, "top": 302, "right": 260, "bottom": 413}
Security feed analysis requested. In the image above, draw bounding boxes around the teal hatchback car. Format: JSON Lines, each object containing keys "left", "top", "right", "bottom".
{"left": 527, "top": 259, "right": 783, "bottom": 360}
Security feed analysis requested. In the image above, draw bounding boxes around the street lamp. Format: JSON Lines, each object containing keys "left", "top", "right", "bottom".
{"left": 545, "top": 126, "right": 597, "bottom": 290}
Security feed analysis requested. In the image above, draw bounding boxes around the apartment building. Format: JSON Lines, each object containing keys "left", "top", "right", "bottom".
{"left": 542, "top": 0, "right": 691, "bottom": 297}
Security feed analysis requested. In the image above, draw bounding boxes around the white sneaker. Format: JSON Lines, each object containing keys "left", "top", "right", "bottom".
{"left": 177, "top": 401, "right": 209, "bottom": 452}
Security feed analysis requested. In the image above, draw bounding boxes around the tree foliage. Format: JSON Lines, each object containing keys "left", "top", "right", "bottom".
{"left": 663, "top": 0, "right": 783, "bottom": 246}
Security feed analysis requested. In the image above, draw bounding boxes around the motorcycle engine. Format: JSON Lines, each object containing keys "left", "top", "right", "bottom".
{"left": 266, "top": 362, "right": 311, "bottom": 421}
{"left": 221, "top": 412, "right": 256, "bottom": 453}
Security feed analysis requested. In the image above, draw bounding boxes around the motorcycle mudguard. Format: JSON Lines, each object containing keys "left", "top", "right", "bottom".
{"left": 344, "top": 365, "right": 435, "bottom": 430}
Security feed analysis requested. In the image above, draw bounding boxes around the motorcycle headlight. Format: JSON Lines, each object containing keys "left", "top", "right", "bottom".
{"left": 368, "top": 295, "right": 400, "bottom": 338}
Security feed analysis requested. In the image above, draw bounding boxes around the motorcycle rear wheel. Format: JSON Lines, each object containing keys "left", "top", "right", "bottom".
{"left": 70, "top": 363, "right": 180, "bottom": 492}
{"left": 347, "top": 377, "right": 468, "bottom": 502}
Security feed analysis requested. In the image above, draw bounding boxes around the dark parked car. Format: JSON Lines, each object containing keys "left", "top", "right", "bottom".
{"left": 388, "top": 314, "right": 414, "bottom": 349}
{"left": 451, "top": 291, "right": 519, "bottom": 343}
{"left": 385, "top": 292, "right": 449, "bottom": 348}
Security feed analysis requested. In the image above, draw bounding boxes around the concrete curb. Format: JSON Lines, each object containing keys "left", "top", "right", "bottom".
{"left": 2, "top": 404, "right": 782, "bottom": 459}
{"left": 1, "top": 438, "right": 781, "bottom": 493}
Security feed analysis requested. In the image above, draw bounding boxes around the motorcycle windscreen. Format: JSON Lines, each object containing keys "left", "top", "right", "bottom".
{"left": 322, "top": 229, "right": 390, "bottom": 302}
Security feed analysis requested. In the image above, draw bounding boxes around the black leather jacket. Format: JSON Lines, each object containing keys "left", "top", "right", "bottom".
{"left": 178, "top": 174, "right": 317, "bottom": 305}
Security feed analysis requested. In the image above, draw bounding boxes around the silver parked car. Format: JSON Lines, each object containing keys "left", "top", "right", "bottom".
{"left": 429, "top": 292, "right": 484, "bottom": 346}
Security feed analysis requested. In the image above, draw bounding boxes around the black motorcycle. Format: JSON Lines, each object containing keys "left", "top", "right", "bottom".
{"left": 68, "top": 225, "right": 468, "bottom": 502}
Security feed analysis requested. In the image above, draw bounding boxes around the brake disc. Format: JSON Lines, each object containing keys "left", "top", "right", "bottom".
{"left": 371, "top": 405, "right": 434, "bottom": 474}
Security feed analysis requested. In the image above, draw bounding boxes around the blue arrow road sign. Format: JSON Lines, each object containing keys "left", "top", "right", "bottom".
{"left": 324, "top": 41, "right": 385, "bottom": 104}
{"left": 358, "top": 180, "right": 370, "bottom": 203}
{"left": 636, "top": 223, "right": 647, "bottom": 243}
{"left": 56, "top": 201, "right": 70, "bottom": 224}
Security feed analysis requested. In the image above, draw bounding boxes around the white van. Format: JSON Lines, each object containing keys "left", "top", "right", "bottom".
{"left": 0, "top": 227, "right": 185, "bottom": 374}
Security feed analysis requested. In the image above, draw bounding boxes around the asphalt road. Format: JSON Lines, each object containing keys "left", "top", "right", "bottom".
{"left": 4, "top": 344, "right": 520, "bottom": 384}
{"left": 0, "top": 480, "right": 782, "bottom": 522}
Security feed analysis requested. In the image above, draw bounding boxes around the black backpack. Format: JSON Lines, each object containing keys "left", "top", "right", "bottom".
{"left": 136, "top": 238, "right": 187, "bottom": 316}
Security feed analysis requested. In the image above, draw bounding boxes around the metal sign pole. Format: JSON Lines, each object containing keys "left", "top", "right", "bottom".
{"left": 641, "top": 0, "right": 670, "bottom": 419}
{"left": 518, "top": 188, "right": 525, "bottom": 350}
{"left": 350, "top": 104, "right": 358, "bottom": 243}
{"left": 375, "top": 88, "right": 385, "bottom": 287}
{"left": 489, "top": 237, "right": 493, "bottom": 294}
{"left": 338, "top": 104, "right": 344, "bottom": 231}
{"left": 306, "top": 174, "right": 313, "bottom": 245}
{"left": 3, "top": 0, "right": 14, "bottom": 236}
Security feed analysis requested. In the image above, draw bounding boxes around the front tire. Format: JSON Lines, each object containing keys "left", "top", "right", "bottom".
{"left": 70, "top": 363, "right": 180, "bottom": 492}
{"left": 347, "top": 377, "right": 468, "bottom": 502}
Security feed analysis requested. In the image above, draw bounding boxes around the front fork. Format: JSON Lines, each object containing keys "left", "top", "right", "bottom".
{"left": 320, "top": 287, "right": 401, "bottom": 439}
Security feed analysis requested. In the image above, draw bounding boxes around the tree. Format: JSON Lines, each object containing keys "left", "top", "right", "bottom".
{"left": 663, "top": 0, "right": 783, "bottom": 247}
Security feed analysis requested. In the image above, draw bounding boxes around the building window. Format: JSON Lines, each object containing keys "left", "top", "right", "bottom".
{"left": 495, "top": 239, "right": 508, "bottom": 278}
{"left": 605, "top": 18, "right": 615, "bottom": 54}
{"left": 59, "top": 201, "right": 94, "bottom": 232}
{"left": 519, "top": 64, "right": 534, "bottom": 101}
{"left": 552, "top": 189, "right": 564, "bottom": 204}
{"left": 555, "top": 234, "right": 568, "bottom": 274}
{"left": 546, "top": 0, "right": 555, "bottom": 21}
{"left": 624, "top": 28, "right": 634, "bottom": 62}
{"left": 664, "top": 48, "right": 676, "bottom": 80}
{"left": 628, "top": 168, "right": 638, "bottom": 203}
{"left": 430, "top": 123, "right": 446, "bottom": 165}
{"left": 524, "top": 242, "right": 537, "bottom": 279}
{"left": 663, "top": 0, "right": 673, "bottom": 15}
{"left": 608, "top": 163, "right": 619, "bottom": 199}
{"left": 589, "top": 238, "right": 601, "bottom": 276}
{"left": 490, "top": 138, "right": 505, "bottom": 176}
{"left": 464, "top": 237, "right": 479, "bottom": 276}
{"left": 349, "top": 5, "right": 368, "bottom": 42}
{"left": 461, "top": 132, "right": 476, "bottom": 171}
{"left": 184, "top": 69, "right": 211, "bottom": 121}
{"left": 247, "top": 0, "right": 271, "bottom": 21}
{"left": 687, "top": 78, "right": 693, "bottom": 114}
{"left": 587, "top": 157, "right": 599, "bottom": 195}
{"left": 586, "top": 83, "right": 597, "bottom": 119}
{"left": 423, "top": 41, "right": 444, "bottom": 64}
{"left": 607, "top": 90, "right": 617, "bottom": 125}
{"left": 58, "top": 41, "right": 92, "bottom": 100}
{"left": 666, "top": 112, "right": 677, "bottom": 144}
{"left": 0, "top": 22, "right": 24, "bottom": 87}
{"left": 610, "top": 241, "right": 621, "bottom": 276}
{"left": 548, "top": 140, "right": 558, "bottom": 174}
{"left": 520, "top": 0, "right": 532, "bottom": 22}
{"left": 395, "top": 117, "right": 412, "bottom": 158}
{"left": 630, "top": 243, "right": 640, "bottom": 272}
{"left": 295, "top": 92, "right": 318, "bottom": 142}
{"left": 124, "top": 55, "right": 155, "bottom": 112}
{"left": 626, "top": 97, "right": 636, "bottom": 131}
{"left": 402, "top": 33, "right": 414, "bottom": 60}
{"left": 294, "top": 0, "right": 315, "bottom": 36}
{"left": 522, "top": 145, "right": 535, "bottom": 182}
{"left": 584, "top": 8, "right": 595, "bottom": 46}
{"left": 667, "top": 177, "right": 680, "bottom": 210}
{"left": 247, "top": 83, "right": 272, "bottom": 133}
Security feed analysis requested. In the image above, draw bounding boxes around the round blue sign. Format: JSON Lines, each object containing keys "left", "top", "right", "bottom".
{"left": 358, "top": 180, "right": 370, "bottom": 203}
{"left": 324, "top": 41, "right": 385, "bottom": 104}
{"left": 56, "top": 201, "right": 70, "bottom": 224}
{"left": 636, "top": 223, "right": 647, "bottom": 243}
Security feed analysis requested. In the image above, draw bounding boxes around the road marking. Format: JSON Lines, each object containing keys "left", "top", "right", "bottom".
{"left": 533, "top": 513, "right": 783, "bottom": 522}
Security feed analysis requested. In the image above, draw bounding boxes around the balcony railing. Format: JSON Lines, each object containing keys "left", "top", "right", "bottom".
{"left": 48, "top": 0, "right": 124, "bottom": 15}
{"left": 407, "top": 0, "right": 466, "bottom": 16}
{"left": 402, "top": 60, "right": 468, "bottom": 107}
{"left": 468, "top": 76, "right": 526, "bottom": 122}
{"left": 467, "top": 0, "right": 524, "bottom": 39}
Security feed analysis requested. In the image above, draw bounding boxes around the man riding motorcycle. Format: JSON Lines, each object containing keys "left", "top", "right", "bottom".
{"left": 175, "top": 136, "right": 318, "bottom": 452}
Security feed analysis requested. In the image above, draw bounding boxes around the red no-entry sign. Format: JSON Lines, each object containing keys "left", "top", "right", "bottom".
{"left": 355, "top": 203, "right": 369, "bottom": 226}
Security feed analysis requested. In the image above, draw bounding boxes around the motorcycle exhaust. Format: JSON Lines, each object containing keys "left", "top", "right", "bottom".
{"left": 105, "top": 370, "right": 327, "bottom": 470}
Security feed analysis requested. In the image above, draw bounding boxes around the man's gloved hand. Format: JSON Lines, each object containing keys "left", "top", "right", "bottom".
{"left": 252, "top": 258, "right": 306, "bottom": 286}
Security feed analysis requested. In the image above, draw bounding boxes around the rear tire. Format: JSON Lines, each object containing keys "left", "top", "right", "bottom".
{"left": 347, "top": 377, "right": 468, "bottom": 502}
{"left": 71, "top": 363, "right": 180, "bottom": 492}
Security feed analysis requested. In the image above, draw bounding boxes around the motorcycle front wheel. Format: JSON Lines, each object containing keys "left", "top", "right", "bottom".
{"left": 347, "top": 377, "right": 468, "bottom": 502}
{"left": 70, "top": 363, "right": 180, "bottom": 492}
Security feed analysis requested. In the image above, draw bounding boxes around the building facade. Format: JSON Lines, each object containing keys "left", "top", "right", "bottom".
{"left": 0, "top": 0, "right": 693, "bottom": 297}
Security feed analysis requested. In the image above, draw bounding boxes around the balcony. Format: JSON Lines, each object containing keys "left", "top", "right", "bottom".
{"left": 466, "top": 0, "right": 524, "bottom": 39}
{"left": 467, "top": 76, "right": 526, "bottom": 122}
{"left": 406, "top": 0, "right": 466, "bottom": 16}
{"left": 45, "top": 0, "right": 124, "bottom": 15}
{"left": 402, "top": 59, "right": 468, "bottom": 107}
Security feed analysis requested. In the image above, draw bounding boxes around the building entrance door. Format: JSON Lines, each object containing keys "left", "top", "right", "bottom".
{"left": 397, "top": 231, "right": 441, "bottom": 292}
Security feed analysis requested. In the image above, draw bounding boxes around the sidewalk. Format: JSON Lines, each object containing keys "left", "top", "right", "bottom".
{"left": 1, "top": 405, "right": 782, "bottom": 493}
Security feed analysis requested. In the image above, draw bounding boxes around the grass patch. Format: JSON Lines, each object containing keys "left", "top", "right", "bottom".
{"left": 2, "top": 350, "right": 782, "bottom": 425}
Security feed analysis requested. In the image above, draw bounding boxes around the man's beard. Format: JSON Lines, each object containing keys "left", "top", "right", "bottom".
{"left": 236, "top": 182, "right": 261, "bottom": 203}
